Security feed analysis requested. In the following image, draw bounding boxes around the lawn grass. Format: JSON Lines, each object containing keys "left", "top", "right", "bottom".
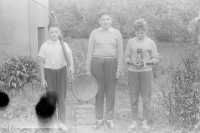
{"left": 0, "top": 40, "right": 194, "bottom": 133}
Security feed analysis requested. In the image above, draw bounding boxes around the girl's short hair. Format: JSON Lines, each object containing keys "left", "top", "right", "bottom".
{"left": 133, "top": 19, "right": 148, "bottom": 31}
{"left": 98, "top": 10, "right": 112, "bottom": 19}
{"left": 48, "top": 22, "right": 60, "bottom": 30}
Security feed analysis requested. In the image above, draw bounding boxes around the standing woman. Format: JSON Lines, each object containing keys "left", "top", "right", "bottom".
{"left": 125, "top": 19, "right": 160, "bottom": 131}
{"left": 85, "top": 10, "right": 123, "bottom": 130}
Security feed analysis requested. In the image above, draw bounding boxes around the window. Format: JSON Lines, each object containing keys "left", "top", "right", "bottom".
{"left": 38, "top": 27, "right": 45, "bottom": 51}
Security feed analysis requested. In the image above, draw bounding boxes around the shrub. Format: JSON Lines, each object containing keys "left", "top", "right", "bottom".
{"left": 152, "top": 56, "right": 172, "bottom": 79}
{"left": 0, "top": 56, "right": 40, "bottom": 91}
{"left": 151, "top": 18, "right": 186, "bottom": 42}
{"left": 73, "top": 40, "right": 88, "bottom": 76}
{"left": 117, "top": 64, "right": 128, "bottom": 91}
{"left": 159, "top": 45, "right": 200, "bottom": 129}
{"left": 152, "top": 64, "right": 162, "bottom": 79}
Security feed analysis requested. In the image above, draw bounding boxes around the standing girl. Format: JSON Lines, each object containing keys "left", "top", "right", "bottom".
{"left": 125, "top": 19, "right": 160, "bottom": 131}
{"left": 85, "top": 10, "right": 123, "bottom": 130}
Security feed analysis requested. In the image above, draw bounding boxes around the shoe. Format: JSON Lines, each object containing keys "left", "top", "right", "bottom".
{"left": 105, "top": 120, "right": 115, "bottom": 130}
{"left": 52, "top": 123, "right": 58, "bottom": 129}
{"left": 93, "top": 120, "right": 104, "bottom": 130}
{"left": 127, "top": 121, "right": 138, "bottom": 132}
{"left": 59, "top": 123, "right": 68, "bottom": 132}
{"left": 142, "top": 120, "right": 151, "bottom": 131}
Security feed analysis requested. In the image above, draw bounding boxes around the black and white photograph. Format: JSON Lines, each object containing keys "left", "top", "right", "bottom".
{"left": 0, "top": 0, "right": 200, "bottom": 132}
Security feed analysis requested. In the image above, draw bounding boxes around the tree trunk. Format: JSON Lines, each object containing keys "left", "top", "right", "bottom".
{"left": 117, "top": 17, "right": 124, "bottom": 37}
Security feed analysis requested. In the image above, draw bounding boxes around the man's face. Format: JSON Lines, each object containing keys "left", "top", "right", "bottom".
{"left": 99, "top": 15, "right": 112, "bottom": 30}
{"left": 48, "top": 27, "right": 61, "bottom": 41}
{"left": 135, "top": 29, "right": 147, "bottom": 40}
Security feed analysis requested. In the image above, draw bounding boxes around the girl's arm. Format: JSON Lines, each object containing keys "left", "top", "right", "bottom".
{"left": 146, "top": 42, "right": 160, "bottom": 65}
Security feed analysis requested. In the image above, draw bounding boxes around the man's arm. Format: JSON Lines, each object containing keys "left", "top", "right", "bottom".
{"left": 85, "top": 30, "right": 95, "bottom": 74}
{"left": 67, "top": 51, "right": 74, "bottom": 75}
{"left": 64, "top": 42, "right": 74, "bottom": 75}
{"left": 40, "top": 57, "right": 47, "bottom": 88}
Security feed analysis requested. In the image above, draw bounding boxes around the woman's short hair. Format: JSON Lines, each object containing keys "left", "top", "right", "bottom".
{"left": 98, "top": 10, "right": 112, "bottom": 19}
{"left": 133, "top": 19, "right": 148, "bottom": 31}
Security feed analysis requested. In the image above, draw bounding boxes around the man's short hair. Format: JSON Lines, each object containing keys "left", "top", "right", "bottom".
{"left": 98, "top": 10, "right": 112, "bottom": 19}
{"left": 48, "top": 22, "right": 60, "bottom": 30}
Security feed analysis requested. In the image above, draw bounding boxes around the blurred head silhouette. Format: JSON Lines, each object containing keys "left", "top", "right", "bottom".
{"left": 35, "top": 91, "right": 57, "bottom": 124}
{"left": 0, "top": 91, "right": 9, "bottom": 110}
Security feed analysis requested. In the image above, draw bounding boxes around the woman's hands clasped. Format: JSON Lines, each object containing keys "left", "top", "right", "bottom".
{"left": 128, "top": 60, "right": 144, "bottom": 69}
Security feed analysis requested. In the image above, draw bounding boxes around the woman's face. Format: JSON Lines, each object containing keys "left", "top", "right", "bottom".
{"left": 99, "top": 15, "right": 112, "bottom": 30}
{"left": 135, "top": 29, "right": 147, "bottom": 40}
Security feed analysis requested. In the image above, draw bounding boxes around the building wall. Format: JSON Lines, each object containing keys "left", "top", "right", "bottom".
{"left": 0, "top": 0, "right": 49, "bottom": 64}
{"left": 0, "top": 0, "right": 30, "bottom": 64}
{"left": 28, "top": 0, "right": 49, "bottom": 57}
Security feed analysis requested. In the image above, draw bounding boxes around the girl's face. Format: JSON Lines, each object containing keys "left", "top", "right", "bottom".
{"left": 99, "top": 15, "right": 112, "bottom": 30}
{"left": 135, "top": 29, "right": 147, "bottom": 40}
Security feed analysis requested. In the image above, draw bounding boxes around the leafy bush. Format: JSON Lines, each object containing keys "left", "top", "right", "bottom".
{"left": 188, "top": 16, "right": 200, "bottom": 45}
{"left": 50, "top": 0, "right": 199, "bottom": 41}
{"left": 159, "top": 45, "right": 200, "bottom": 128}
{"left": 152, "top": 56, "right": 173, "bottom": 79}
{"left": 152, "top": 64, "right": 162, "bottom": 78}
{"left": 72, "top": 40, "right": 88, "bottom": 76}
{"left": 150, "top": 18, "right": 188, "bottom": 42}
{"left": 0, "top": 56, "right": 40, "bottom": 91}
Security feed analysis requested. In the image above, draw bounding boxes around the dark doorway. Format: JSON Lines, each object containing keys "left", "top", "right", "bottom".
{"left": 38, "top": 27, "right": 45, "bottom": 51}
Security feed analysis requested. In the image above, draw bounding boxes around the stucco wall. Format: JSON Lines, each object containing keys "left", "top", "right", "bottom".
{"left": 0, "top": 0, "right": 30, "bottom": 64}
{"left": 28, "top": 0, "right": 49, "bottom": 57}
{"left": 0, "top": 0, "right": 49, "bottom": 65}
